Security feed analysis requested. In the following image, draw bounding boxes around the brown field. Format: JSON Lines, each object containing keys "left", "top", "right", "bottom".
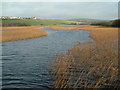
{"left": 50, "top": 25, "right": 119, "bottom": 88}
{"left": 77, "top": 25, "right": 118, "bottom": 42}
{"left": 1, "top": 26, "right": 48, "bottom": 42}
{"left": 50, "top": 25, "right": 76, "bottom": 30}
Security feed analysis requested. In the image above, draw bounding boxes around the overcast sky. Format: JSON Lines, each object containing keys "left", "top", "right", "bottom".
{"left": 2, "top": 0, "right": 120, "bottom": 2}
{"left": 2, "top": 2, "right": 118, "bottom": 20}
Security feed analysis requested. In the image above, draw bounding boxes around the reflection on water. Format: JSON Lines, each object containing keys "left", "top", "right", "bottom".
{"left": 2, "top": 27, "right": 92, "bottom": 88}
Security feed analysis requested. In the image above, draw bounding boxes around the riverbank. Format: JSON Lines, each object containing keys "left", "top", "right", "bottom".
{"left": 51, "top": 25, "right": 118, "bottom": 42}
{"left": 77, "top": 25, "right": 118, "bottom": 43}
{"left": 2, "top": 25, "right": 91, "bottom": 88}
{"left": 1, "top": 26, "right": 48, "bottom": 42}
{"left": 51, "top": 25, "right": 118, "bottom": 88}
{"left": 1, "top": 25, "right": 118, "bottom": 43}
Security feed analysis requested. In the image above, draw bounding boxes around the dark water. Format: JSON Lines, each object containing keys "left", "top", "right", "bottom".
{"left": 2, "top": 27, "right": 92, "bottom": 89}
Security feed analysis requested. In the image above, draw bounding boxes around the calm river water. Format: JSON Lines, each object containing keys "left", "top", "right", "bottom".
{"left": 2, "top": 27, "right": 92, "bottom": 89}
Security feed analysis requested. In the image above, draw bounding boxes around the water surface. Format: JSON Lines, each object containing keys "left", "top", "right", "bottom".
{"left": 2, "top": 27, "right": 92, "bottom": 89}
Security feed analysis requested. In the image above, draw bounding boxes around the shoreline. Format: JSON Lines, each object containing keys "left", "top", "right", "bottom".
{"left": 49, "top": 25, "right": 118, "bottom": 44}
{"left": 77, "top": 25, "right": 118, "bottom": 43}
{"left": 1, "top": 26, "right": 48, "bottom": 42}
{"left": 1, "top": 25, "right": 118, "bottom": 42}
{"left": 51, "top": 25, "right": 118, "bottom": 88}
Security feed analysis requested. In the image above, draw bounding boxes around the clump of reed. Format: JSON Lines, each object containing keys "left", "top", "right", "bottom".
{"left": 1, "top": 26, "right": 48, "bottom": 42}
{"left": 50, "top": 38, "right": 118, "bottom": 88}
{"left": 50, "top": 25, "right": 76, "bottom": 30}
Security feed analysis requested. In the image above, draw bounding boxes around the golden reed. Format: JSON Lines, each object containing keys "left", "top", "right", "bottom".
{"left": 50, "top": 25, "right": 119, "bottom": 88}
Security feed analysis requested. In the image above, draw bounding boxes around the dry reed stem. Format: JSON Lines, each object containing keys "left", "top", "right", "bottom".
{"left": 50, "top": 25, "right": 118, "bottom": 88}
{"left": 1, "top": 26, "right": 48, "bottom": 42}
{"left": 50, "top": 25, "right": 76, "bottom": 30}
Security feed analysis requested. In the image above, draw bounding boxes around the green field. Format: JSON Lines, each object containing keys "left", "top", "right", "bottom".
{"left": 2, "top": 19, "right": 81, "bottom": 26}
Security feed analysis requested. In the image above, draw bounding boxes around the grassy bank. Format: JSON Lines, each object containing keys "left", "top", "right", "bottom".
{"left": 1, "top": 26, "right": 48, "bottom": 42}
{"left": 2, "top": 19, "right": 81, "bottom": 26}
{"left": 50, "top": 25, "right": 118, "bottom": 88}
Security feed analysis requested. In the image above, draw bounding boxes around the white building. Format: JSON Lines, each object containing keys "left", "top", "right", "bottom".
{"left": 0, "top": 16, "right": 37, "bottom": 20}
{"left": 32, "top": 17, "right": 37, "bottom": 19}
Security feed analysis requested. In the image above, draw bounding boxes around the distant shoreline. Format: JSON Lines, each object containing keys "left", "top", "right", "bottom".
{"left": 1, "top": 25, "right": 118, "bottom": 42}
{"left": 1, "top": 26, "right": 48, "bottom": 42}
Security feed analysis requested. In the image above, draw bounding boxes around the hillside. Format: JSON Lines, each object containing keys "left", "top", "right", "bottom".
{"left": 71, "top": 18, "right": 120, "bottom": 27}
{"left": 71, "top": 18, "right": 108, "bottom": 24}
{"left": 1, "top": 19, "right": 81, "bottom": 26}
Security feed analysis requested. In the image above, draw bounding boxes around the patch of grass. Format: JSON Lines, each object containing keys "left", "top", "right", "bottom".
{"left": 2, "top": 22, "right": 31, "bottom": 26}
{"left": 2, "top": 19, "right": 81, "bottom": 26}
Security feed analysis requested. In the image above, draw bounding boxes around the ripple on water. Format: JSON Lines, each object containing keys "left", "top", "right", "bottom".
{"left": 2, "top": 27, "right": 92, "bottom": 88}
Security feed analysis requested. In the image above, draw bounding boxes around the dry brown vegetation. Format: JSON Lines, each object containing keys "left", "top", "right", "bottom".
{"left": 50, "top": 25, "right": 119, "bottom": 88}
{"left": 78, "top": 25, "right": 118, "bottom": 42}
{"left": 50, "top": 25, "right": 76, "bottom": 30}
{"left": 1, "top": 26, "right": 48, "bottom": 42}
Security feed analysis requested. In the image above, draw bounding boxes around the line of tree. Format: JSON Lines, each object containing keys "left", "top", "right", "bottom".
{"left": 90, "top": 19, "right": 120, "bottom": 27}
{"left": 112, "top": 19, "right": 120, "bottom": 27}
{"left": 2, "top": 22, "right": 31, "bottom": 27}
